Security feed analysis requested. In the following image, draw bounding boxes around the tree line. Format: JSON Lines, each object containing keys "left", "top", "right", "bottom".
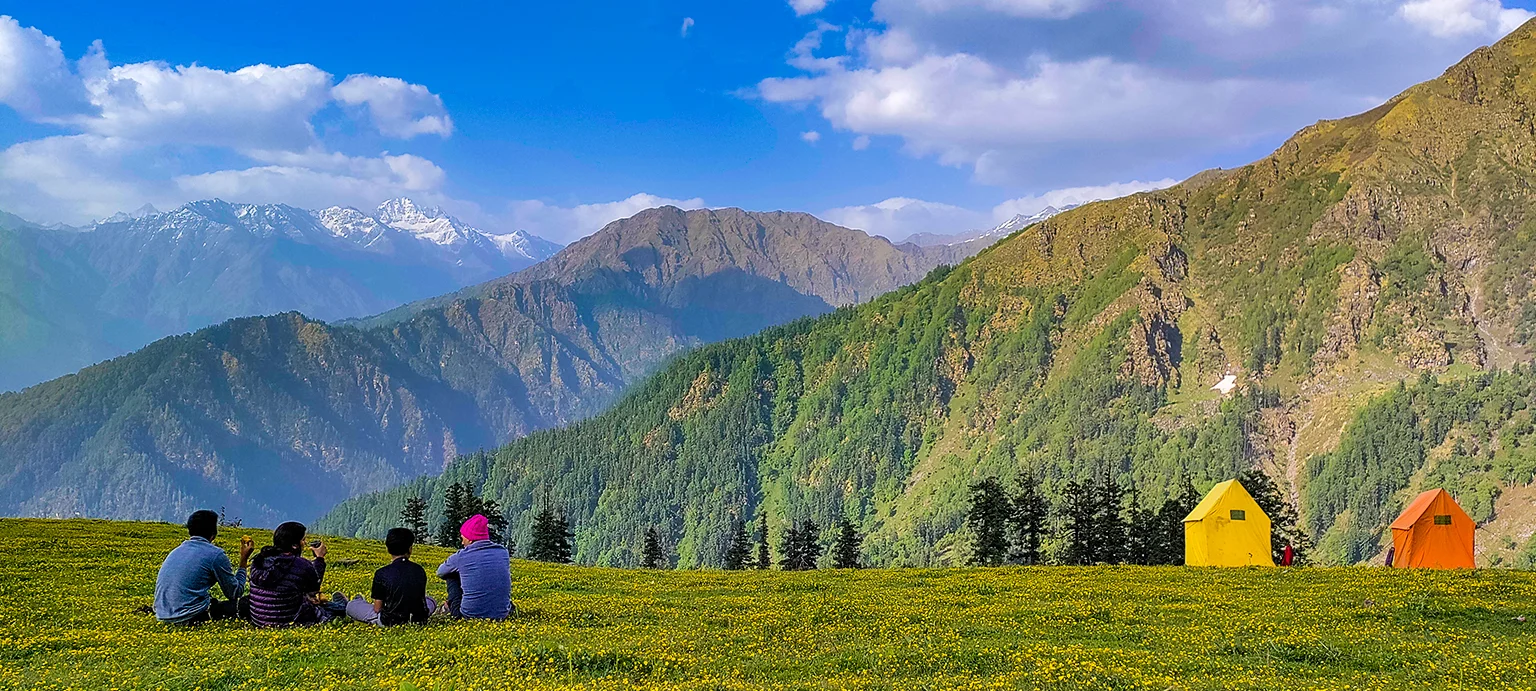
{"left": 403, "top": 465, "right": 1307, "bottom": 570}
{"left": 967, "top": 468, "right": 1309, "bottom": 566}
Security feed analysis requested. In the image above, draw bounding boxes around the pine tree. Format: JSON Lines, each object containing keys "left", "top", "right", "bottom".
{"left": 400, "top": 496, "right": 428, "bottom": 544}
{"left": 754, "top": 512, "right": 771, "bottom": 570}
{"left": 1153, "top": 478, "right": 1201, "bottom": 565}
{"left": 724, "top": 518, "right": 752, "bottom": 570}
{"left": 1008, "top": 474, "right": 1047, "bottom": 565}
{"left": 1239, "top": 468, "right": 1311, "bottom": 565}
{"left": 528, "top": 500, "right": 574, "bottom": 564}
{"left": 966, "top": 478, "right": 1012, "bottom": 566}
{"left": 778, "top": 523, "right": 802, "bottom": 571}
{"left": 479, "top": 498, "right": 509, "bottom": 547}
{"left": 551, "top": 510, "right": 574, "bottom": 564}
{"left": 1094, "top": 473, "right": 1127, "bottom": 565}
{"left": 436, "top": 482, "right": 469, "bottom": 547}
{"left": 1123, "top": 490, "right": 1156, "bottom": 566}
{"left": 642, "top": 526, "right": 664, "bottom": 568}
{"left": 833, "top": 519, "right": 861, "bottom": 569}
{"left": 1060, "top": 480, "right": 1098, "bottom": 565}
{"left": 778, "top": 520, "right": 822, "bottom": 570}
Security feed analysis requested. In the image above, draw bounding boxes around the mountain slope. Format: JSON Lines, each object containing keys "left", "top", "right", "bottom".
{"left": 0, "top": 208, "right": 966, "bottom": 524}
{"left": 322, "top": 22, "right": 1536, "bottom": 568}
{"left": 0, "top": 199, "right": 560, "bottom": 393}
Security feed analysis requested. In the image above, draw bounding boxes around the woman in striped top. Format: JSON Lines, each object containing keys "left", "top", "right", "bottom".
{"left": 242, "top": 522, "right": 329, "bottom": 627}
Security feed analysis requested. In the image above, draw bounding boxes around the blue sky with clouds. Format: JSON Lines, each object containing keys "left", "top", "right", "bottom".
{"left": 2, "top": 0, "right": 1534, "bottom": 241}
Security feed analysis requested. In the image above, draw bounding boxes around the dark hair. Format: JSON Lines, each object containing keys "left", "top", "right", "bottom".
{"left": 385, "top": 528, "right": 414, "bottom": 556}
{"left": 254, "top": 521, "right": 308, "bottom": 569}
{"left": 272, "top": 521, "right": 307, "bottom": 551}
{"left": 186, "top": 510, "right": 219, "bottom": 540}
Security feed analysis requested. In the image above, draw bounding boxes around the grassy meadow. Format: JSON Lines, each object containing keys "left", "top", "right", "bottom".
{"left": 2, "top": 519, "right": 1534, "bottom": 690}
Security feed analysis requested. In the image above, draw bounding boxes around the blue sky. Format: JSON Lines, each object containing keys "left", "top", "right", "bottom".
{"left": 2, "top": 0, "right": 1535, "bottom": 241}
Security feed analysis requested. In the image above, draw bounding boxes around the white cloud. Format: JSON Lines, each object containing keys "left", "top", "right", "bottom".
{"left": 177, "top": 153, "right": 447, "bottom": 210}
{"left": 332, "top": 75, "right": 453, "bottom": 138}
{"left": 822, "top": 177, "right": 1179, "bottom": 241}
{"left": 990, "top": 178, "right": 1177, "bottom": 221}
{"left": 83, "top": 60, "right": 334, "bottom": 151}
{"left": 791, "top": 0, "right": 831, "bottom": 16}
{"left": 0, "top": 15, "right": 93, "bottom": 118}
{"left": 801, "top": 130, "right": 822, "bottom": 143}
{"left": 681, "top": 17, "right": 695, "bottom": 37}
{"left": 822, "top": 196, "right": 988, "bottom": 240}
{"left": 0, "top": 16, "right": 458, "bottom": 224}
{"left": 763, "top": 51, "right": 1280, "bottom": 181}
{"left": 1400, "top": 0, "right": 1534, "bottom": 38}
{"left": 506, "top": 193, "right": 706, "bottom": 243}
{"left": 0, "top": 135, "right": 145, "bottom": 221}
{"left": 757, "top": 1, "right": 1536, "bottom": 186}
{"left": 852, "top": 134, "right": 871, "bottom": 150}
{"left": 1216, "top": 0, "right": 1275, "bottom": 30}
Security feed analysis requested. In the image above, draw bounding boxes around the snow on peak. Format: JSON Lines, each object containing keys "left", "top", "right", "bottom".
{"left": 316, "top": 206, "right": 387, "bottom": 242}
{"left": 102, "top": 203, "right": 161, "bottom": 224}
{"left": 985, "top": 204, "right": 1075, "bottom": 238}
{"left": 375, "top": 197, "right": 448, "bottom": 224}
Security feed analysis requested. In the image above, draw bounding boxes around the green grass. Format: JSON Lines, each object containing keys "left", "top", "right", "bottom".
{"left": 3, "top": 519, "right": 1535, "bottom": 690}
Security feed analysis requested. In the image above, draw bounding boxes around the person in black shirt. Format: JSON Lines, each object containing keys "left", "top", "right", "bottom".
{"left": 346, "top": 528, "right": 437, "bottom": 625}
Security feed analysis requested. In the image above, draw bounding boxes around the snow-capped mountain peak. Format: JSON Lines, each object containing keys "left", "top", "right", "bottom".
{"left": 984, "top": 204, "right": 1075, "bottom": 238}
{"left": 375, "top": 197, "right": 449, "bottom": 224}
{"left": 316, "top": 206, "right": 388, "bottom": 242}
{"left": 370, "top": 197, "right": 478, "bottom": 248}
{"left": 102, "top": 203, "right": 161, "bottom": 224}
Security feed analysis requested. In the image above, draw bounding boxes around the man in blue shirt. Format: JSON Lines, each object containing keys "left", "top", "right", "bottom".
{"left": 154, "top": 510, "right": 253, "bottom": 624}
{"left": 436, "top": 514, "right": 513, "bottom": 620}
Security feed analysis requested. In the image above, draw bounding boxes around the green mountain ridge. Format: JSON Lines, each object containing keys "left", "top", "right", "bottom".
{"left": 321, "top": 23, "right": 1536, "bottom": 567}
{"left": 0, "top": 208, "right": 971, "bottom": 524}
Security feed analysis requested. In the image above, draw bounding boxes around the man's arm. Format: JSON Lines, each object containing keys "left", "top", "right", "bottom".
{"left": 212, "top": 537, "right": 253, "bottom": 601}
{"left": 435, "top": 552, "right": 458, "bottom": 578}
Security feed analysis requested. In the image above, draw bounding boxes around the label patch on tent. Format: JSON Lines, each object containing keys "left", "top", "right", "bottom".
{"left": 1433, "top": 515, "right": 1452, "bottom": 525}
{"left": 1229, "top": 509, "right": 1246, "bottom": 520}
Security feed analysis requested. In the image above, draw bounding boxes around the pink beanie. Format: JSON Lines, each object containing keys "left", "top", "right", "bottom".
{"left": 460, "top": 514, "right": 490, "bottom": 542}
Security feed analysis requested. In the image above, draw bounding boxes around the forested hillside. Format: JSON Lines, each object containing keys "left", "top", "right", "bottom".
{"left": 0, "top": 208, "right": 968, "bottom": 524}
{"left": 323, "top": 23, "right": 1536, "bottom": 567}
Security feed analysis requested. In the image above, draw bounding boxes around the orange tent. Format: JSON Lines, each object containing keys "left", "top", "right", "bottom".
{"left": 1389, "top": 489, "right": 1475, "bottom": 569}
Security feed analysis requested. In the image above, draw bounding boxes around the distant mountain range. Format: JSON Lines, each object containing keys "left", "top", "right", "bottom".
{"left": 0, "top": 206, "right": 980, "bottom": 524}
{"left": 903, "top": 205, "right": 1078, "bottom": 248}
{"left": 0, "top": 198, "right": 560, "bottom": 392}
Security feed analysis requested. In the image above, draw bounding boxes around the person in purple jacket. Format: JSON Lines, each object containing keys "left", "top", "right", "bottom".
{"left": 241, "top": 521, "right": 331, "bottom": 627}
{"left": 436, "top": 514, "right": 514, "bottom": 620}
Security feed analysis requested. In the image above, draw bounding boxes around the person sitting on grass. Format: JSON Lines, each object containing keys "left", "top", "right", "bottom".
{"left": 346, "top": 528, "right": 437, "bottom": 625}
{"left": 436, "top": 514, "right": 514, "bottom": 621}
{"left": 242, "top": 521, "right": 332, "bottom": 627}
{"left": 154, "top": 509, "right": 254, "bottom": 625}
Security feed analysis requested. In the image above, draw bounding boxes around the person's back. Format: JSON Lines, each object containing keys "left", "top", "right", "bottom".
{"left": 347, "top": 528, "right": 436, "bottom": 625}
{"left": 437, "top": 515, "right": 513, "bottom": 620}
{"left": 154, "top": 510, "right": 252, "bottom": 624}
{"left": 246, "top": 522, "right": 328, "bottom": 627}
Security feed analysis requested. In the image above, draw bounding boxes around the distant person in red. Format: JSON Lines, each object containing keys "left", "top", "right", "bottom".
{"left": 1281, "top": 544, "right": 1294, "bottom": 566}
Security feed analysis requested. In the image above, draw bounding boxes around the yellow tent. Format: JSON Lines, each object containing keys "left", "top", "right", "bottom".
{"left": 1183, "top": 479, "right": 1275, "bottom": 567}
